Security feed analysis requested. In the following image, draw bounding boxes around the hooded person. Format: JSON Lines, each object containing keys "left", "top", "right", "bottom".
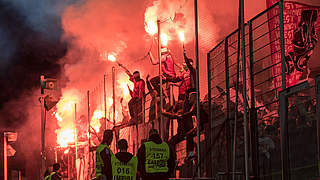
{"left": 137, "top": 129, "right": 175, "bottom": 180}
{"left": 96, "top": 130, "right": 114, "bottom": 180}
{"left": 111, "top": 139, "right": 138, "bottom": 180}
{"left": 44, "top": 163, "right": 61, "bottom": 180}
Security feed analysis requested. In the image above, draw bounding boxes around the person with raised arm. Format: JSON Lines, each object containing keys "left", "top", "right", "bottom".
{"left": 117, "top": 62, "right": 145, "bottom": 123}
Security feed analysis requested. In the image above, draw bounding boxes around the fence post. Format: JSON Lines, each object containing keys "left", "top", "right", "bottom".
{"left": 207, "top": 52, "right": 214, "bottom": 177}
{"left": 279, "top": 0, "right": 286, "bottom": 90}
{"left": 316, "top": 75, "right": 320, "bottom": 176}
{"left": 224, "top": 37, "right": 232, "bottom": 179}
{"left": 248, "top": 20, "right": 260, "bottom": 179}
{"left": 239, "top": 0, "right": 249, "bottom": 179}
{"left": 279, "top": 90, "right": 290, "bottom": 180}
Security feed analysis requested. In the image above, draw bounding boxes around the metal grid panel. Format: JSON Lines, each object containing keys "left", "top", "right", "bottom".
{"left": 249, "top": 4, "right": 283, "bottom": 178}
{"left": 287, "top": 85, "right": 317, "bottom": 179}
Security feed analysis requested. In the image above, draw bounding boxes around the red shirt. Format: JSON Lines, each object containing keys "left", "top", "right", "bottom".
{"left": 177, "top": 66, "right": 196, "bottom": 95}
{"left": 161, "top": 53, "right": 176, "bottom": 77}
{"left": 129, "top": 76, "right": 145, "bottom": 98}
{"left": 178, "top": 70, "right": 191, "bottom": 95}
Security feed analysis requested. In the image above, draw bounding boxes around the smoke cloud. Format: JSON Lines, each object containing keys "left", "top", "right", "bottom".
{"left": 4, "top": 0, "right": 310, "bottom": 178}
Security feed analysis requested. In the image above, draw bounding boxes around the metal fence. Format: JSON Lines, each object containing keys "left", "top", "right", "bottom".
{"left": 207, "top": 1, "right": 287, "bottom": 178}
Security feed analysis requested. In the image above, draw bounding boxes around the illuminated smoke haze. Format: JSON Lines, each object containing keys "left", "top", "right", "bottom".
{"left": 5, "top": 0, "right": 320, "bottom": 178}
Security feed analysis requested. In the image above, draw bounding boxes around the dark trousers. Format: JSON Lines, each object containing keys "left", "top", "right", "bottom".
{"left": 128, "top": 97, "right": 143, "bottom": 123}
{"left": 169, "top": 117, "right": 194, "bottom": 156}
{"left": 150, "top": 74, "right": 175, "bottom": 94}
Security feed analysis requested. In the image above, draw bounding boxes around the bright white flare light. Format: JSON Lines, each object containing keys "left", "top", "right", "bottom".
{"left": 178, "top": 31, "right": 185, "bottom": 43}
{"left": 108, "top": 54, "right": 116, "bottom": 62}
{"left": 161, "top": 33, "right": 169, "bottom": 47}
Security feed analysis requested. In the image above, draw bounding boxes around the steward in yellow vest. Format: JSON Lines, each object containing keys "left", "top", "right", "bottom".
{"left": 96, "top": 130, "right": 114, "bottom": 180}
{"left": 111, "top": 139, "right": 138, "bottom": 180}
{"left": 44, "top": 163, "right": 61, "bottom": 180}
{"left": 137, "top": 129, "right": 175, "bottom": 180}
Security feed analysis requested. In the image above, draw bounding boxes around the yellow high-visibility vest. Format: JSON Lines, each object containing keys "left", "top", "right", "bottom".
{"left": 44, "top": 172, "right": 58, "bottom": 180}
{"left": 96, "top": 144, "right": 113, "bottom": 178}
{"left": 111, "top": 154, "right": 138, "bottom": 180}
{"left": 144, "top": 141, "right": 170, "bottom": 173}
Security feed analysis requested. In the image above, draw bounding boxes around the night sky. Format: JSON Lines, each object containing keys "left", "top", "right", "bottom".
{"left": 0, "top": 0, "right": 71, "bottom": 128}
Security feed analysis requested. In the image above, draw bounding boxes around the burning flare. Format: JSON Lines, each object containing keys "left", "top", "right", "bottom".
{"left": 57, "top": 129, "right": 75, "bottom": 148}
{"left": 161, "top": 33, "right": 169, "bottom": 47}
{"left": 91, "top": 110, "right": 103, "bottom": 133}
{"left": 145, "top": 20, "right": 158, "bottom": 36}
{"left": 54, "top": 92, "right": 78, "bottom": 147}
{"left": 178, "top": 31, "right": 185, "bottom": 43}
{"left": 108, "top": 54, "right": 117, "bottom": 62}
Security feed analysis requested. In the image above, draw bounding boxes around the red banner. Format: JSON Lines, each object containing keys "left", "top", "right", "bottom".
{"left": 267, "top": 0, "right": 320, "bottom": 89}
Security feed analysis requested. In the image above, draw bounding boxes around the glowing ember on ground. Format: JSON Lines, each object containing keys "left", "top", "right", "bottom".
{"left": 161, "top": 33, "right": 169, "bottom": 47}
{"left": 178, "top": 31, "right": 185, "bottom": 43}
{"left": 57, "top": 129, "right": 75, "bottom": 148}
{"left": 145, "top": 20, "right": 157, "bottom": 36}
{"left": 108, "top": 54, "right": 117, "bottom": 62}
{"left": 91, "top": 110, "right": 103, "bottom": 133}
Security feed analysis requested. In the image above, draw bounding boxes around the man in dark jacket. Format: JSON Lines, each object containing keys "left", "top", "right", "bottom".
{"left": 162, "top": 89, "right": 196, "bottom": 159}
{"left": 137, "top": 129, "right": 175, "bottom": 180}
{"left": 111, "top": 139, "right": 138, "bottom": 180}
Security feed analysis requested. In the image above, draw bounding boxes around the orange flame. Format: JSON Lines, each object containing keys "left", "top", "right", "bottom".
{"left": 55, "top": 92, "right": 78, "bottom": 147}
{"left": 57, "top": 129, "right": 75, "bottom": 148}
{"left": 91, "top": 110, "right": 103, "bottom": 133}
